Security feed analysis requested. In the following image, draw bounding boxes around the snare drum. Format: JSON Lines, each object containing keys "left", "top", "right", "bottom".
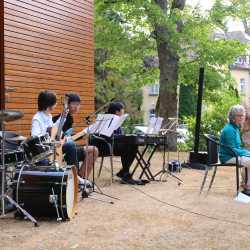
{"left": 21, "top": 135, "right": 52, "bottom": 163}
{"left": 14, "top": 165, "right": 78, "bottom": 220}
{"left": 0, "top": 150, "right": 25, "bottom": 166}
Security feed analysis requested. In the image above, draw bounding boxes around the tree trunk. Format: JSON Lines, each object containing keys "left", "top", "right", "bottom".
{"left": 154, "top": 0, "right": 185, "bottom": 150}
{"left": 156, "top": 42, "right": 179, "bottom": 121}
{"left": 156, "top": 39, "right": 179, "bottom": 151}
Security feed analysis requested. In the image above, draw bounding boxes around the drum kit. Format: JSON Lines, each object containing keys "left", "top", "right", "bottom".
{"left": 0, "top": 110, "right": 78, "bottom": 226}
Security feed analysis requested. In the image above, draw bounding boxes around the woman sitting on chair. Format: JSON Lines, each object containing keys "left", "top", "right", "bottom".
{"left": 219, "top": 104, "right": 250, "bottom": 190}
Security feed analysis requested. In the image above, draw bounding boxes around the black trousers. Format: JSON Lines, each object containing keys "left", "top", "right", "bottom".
{"left": 89, "top": 135, "right": 137, "bottom": 174}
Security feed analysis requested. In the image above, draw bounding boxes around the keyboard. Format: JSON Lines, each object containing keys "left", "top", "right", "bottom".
{"left": 115, "top": 134, "right": 166, "bottom": 146}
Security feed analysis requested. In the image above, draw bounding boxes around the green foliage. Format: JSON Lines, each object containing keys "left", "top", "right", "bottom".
{"left": 94, "top": 48, "right": 143, "bottom": 132}
{"left": 184, "top": 87, "right": 240, "bottom": 151}
{"left": 94, "top": 0, "right": 160, "bottom": 88}
{"left": 179, "top": 84, "right": 196, "bottom": 119}
{"left": 95, "top": 0, "right": 249, "bottom": 149}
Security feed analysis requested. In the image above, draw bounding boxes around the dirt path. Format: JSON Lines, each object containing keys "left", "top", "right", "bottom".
{"left": 1, "top": 153, "right": 250, "bottom": 250}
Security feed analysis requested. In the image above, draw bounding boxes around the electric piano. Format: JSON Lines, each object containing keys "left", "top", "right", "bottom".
{"left": 115, "top": 134, "right": 167, "bottom": 146}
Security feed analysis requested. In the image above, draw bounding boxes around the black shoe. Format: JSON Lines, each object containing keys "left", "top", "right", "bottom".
{"left": 122, "top": 172, "right": 133, "bottom": 180}
{"left": 140, "top": 179, "right": 150, "bottom": 184}
{"left": 116, "top": 169, "right": 125, "bottom": 178}
{"left": 120, "top": 178, "right": 137, "bottom": 185}
{"left": 120, "top": 177, "right": 145, "bottom": 185}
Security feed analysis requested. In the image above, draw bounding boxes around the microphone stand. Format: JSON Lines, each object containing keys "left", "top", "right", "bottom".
{"left": 84, "top": 98, "right": 115, "bottom": 122}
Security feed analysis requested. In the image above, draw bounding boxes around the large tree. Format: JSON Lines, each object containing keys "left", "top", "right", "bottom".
{"left": 151, "top": 0, "right": 186, "bottom": 121}
{"left": 94, "top": 0, "right": 247, "bottom": 146}
{"left": 95, "top": 0, "right": 187, "bottom": 122}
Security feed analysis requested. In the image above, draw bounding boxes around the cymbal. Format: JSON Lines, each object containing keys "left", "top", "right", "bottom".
{"left": 0, "top": 110, "right": 23, "bottom": 122}
{"left": 6, "top": 135, "right": 26, "bottom": 142}
{"left": 5, "top": 87, "right": 16, "bottom": 93}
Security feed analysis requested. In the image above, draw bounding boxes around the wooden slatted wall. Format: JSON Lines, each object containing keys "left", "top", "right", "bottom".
{"left": 4, "top": 0, "right": 94, "bottom": 135}
{"left": 0, "top": 0, "right": 4, "bottom": 110}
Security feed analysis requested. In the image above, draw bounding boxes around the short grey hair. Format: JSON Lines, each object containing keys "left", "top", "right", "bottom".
{"left": 228, "top": 104, "right": 245, "bottom": 123}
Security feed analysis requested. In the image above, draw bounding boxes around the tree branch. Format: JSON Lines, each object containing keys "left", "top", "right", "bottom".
{"left": 171, "top": 0, "right": 186, "bottom": 11}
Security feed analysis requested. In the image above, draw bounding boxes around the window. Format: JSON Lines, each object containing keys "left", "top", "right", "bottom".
{"left": 236, "top": 56, "right": 247, "bottom": 65}
{"left": 149, "top": 84, "right": 159, "bottom": 96}
{"left": 240, "top": 78, "right": 245, "bottom": 95}
{"left": 149, "top": 108, "right": 156, "bottom": 119}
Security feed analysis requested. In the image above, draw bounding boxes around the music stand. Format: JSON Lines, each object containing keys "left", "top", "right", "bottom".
{"left": 81, "top": 114, "right": 124, "bottom": 203}
{"left": 153, "top": 118, "right": 183, "bottom": 185}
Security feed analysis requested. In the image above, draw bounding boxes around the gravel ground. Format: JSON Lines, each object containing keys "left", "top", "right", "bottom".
{"left": 1, "top": 152, "right": 250, "bottom": 250}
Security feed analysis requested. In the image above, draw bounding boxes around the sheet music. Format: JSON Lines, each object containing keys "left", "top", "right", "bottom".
{"left": 146, "top": 117, "right": 164, "bottom": 134}
{"left": 135, "top": 117, "right": 164, "bottom": 135}
{"left": 84, "top": 113, "right": 128, "bottom": 137}
{"left": 134, "top": 126, "right": 148, "bottom": 134}
{"left": 113, "top": 113, "right": 129, "bottom": 130}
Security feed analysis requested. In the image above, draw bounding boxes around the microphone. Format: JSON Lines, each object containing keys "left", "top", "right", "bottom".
{"left": 83, "top": 97, "right": 116, "bottom": 124}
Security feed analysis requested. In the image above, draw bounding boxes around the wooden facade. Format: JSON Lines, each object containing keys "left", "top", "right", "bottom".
{"left": 0, "top": 0, "right": 4, "bottom": 110}
{"left": 1, "top": 0, "right": 94, "bottom": 135}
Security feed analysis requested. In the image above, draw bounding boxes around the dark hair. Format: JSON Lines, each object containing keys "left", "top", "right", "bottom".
{"left": 38, "top": 90, "right": 57, "bottom": 111}
{"left": 107, "top": 102, "right": 125, "bottom": 114}
{"left": 67, "top": 93, "right": 81, "bottom": 104}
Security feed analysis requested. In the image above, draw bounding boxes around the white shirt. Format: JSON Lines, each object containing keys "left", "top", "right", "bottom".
{"left": 31, "top": 111, "right": 61, "bottom": 137}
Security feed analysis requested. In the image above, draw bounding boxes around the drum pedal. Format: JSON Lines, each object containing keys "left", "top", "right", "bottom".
{"left": 50, "top": 188, "right": 62, "bottom": 222}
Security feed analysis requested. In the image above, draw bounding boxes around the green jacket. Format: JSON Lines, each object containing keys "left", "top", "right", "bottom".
{"left": 219, "top": 122, "right": 250, "bottom": 163}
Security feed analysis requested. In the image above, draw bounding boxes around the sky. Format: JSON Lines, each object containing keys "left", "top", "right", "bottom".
{"left": 186, "top": 0, "right": 245, "bottom": 31}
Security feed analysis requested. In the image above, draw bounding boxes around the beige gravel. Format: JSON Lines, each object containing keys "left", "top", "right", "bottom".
{"left": 1, "top": 152, "right": 250, "bottom": 250}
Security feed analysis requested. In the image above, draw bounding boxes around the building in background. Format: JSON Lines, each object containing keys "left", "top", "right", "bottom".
{"left": 230, "top": 54, "right": 250, "bottom": 105}
{"left": 0, "top": 0, "right": 94, "bottom": 135}
{"left": 141, "top": 83, "right": 159, "bottom": 123}
{"left": 227, "top": 31, "right": 250, "bottom": 106}
{"left": 141, "top": 31, "right": 250, "bottom": 124}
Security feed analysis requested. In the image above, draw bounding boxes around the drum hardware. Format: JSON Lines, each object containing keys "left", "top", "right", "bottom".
{"left": 0, "top": 110, "right": 38, "bottom": 226}
{"left": 0, "top": 150, "right": 25, "bottom": 166}
{"left": 13, "top": 165, "right": 78, "bottom": 220}
{"left": 50, "top": 140, "right": 61, "bottom": 170}
{"left": 21, "top": 136, "right": 53, "bottom": 164}
{"left": 50, "top": 187, "right": 62, "bottom": 221}
{"left": 42, "top": 140, "right": 61, "bottom": 169}
{"left": 6, "top": 136, "right": 26, "bottom": 142}
{"left": 0, "top": 110, "right": 23, "bottom": 122}
{"left": 53, "top": 181, "right": 67, "bottom": 186}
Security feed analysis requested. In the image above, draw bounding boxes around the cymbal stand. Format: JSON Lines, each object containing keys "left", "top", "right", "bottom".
{"left": 51, "top": 140, "right": 60, "bottom": 170}
{"left": 0, "top": 121, "right": 38, "bottom": 226}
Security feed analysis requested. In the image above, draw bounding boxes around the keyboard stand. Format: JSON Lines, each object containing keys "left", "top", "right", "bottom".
{"left": 131, "top": 143, "right": 159, "bottom": 181}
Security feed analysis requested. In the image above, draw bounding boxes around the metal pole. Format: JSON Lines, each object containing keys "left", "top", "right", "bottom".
{"left": 194, "top": 67, "right": 205, "bottom": 153}
{"left": 1, "top": 122, "right": 6, "bottom": 215}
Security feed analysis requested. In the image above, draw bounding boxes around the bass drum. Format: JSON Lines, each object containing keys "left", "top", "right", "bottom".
{"left": 14, "top": 165, "right": 78, "bottom": 220}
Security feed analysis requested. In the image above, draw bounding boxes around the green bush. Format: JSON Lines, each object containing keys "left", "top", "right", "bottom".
{"left": 183, "top": 88, "right": 240, "bottom": 151}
